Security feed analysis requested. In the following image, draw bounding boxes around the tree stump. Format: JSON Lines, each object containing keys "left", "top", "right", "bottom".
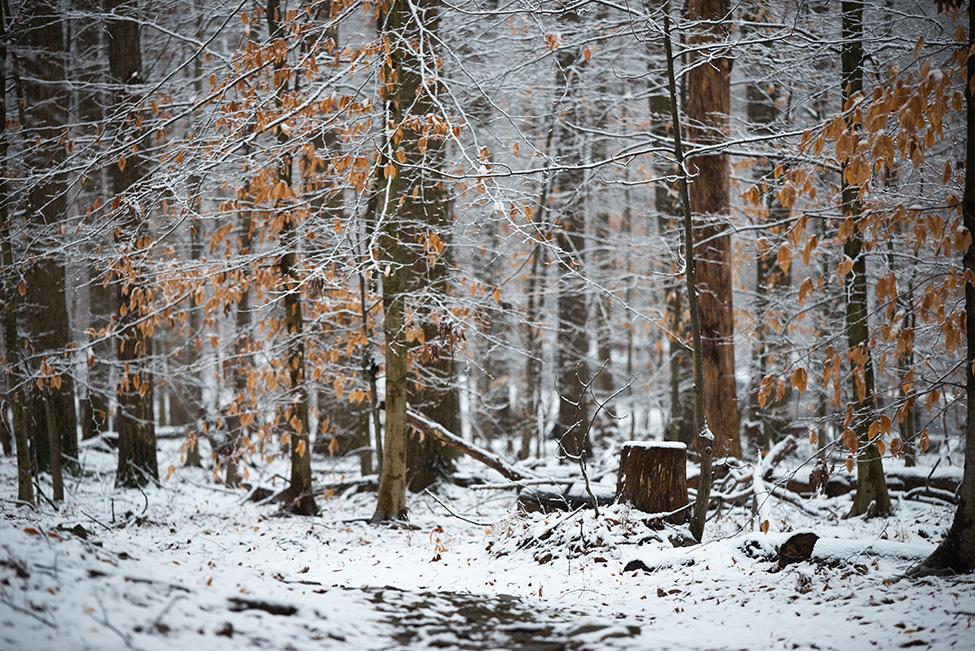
{"left": 616, "top": 441, "right": 688, "bottom": 523}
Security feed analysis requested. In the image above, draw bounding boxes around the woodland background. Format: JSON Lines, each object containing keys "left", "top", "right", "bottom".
{"left": 0, "top": 0, "right": 970, "bottom": 554}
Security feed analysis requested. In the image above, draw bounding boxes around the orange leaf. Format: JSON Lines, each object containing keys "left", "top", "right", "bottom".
{"left": 798, "top": 277, "right": 814, "bottom": 305}
{"left": 890, "top": 437, "right": 903, "bottom": 457}
{"left": 776, "top": 245, "right": 792, "bottom": 275}
{"left": 790, "top": 368, "right": 808, "bottom": 394}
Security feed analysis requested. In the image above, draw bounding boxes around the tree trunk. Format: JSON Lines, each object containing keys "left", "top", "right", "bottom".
{"left": 373, "top": 191, "right": 408, "bottom": 520}
{"left": 180, "top": 3, "right": 207, "bottom": 467}
{"left": 265, "top": 0, "right": 316, "bottom": 516}
{"left": 402, "top": 1, "right": 459, "bottom": 493}
{"left": 742, "top": 4, "right": 792, "bottom": 447}
{"left": 553, "top": 14, "right": 591, "bottom": 459}
{"left": 648, "top": 92, "right": 694, "bottom": 446}
{"left": 74, "top": 0, "right": 113, "bottom": 442}
{"left": 371, "top": 0, "right": 415, "bottom": 522}
{"left": 20, "top": 0, "right": 78, "bottom": 471}
{"left": 685, "top": 0, "right": 741, "bottom": 459}
{"left": 224, "top": 207, "right": 253, "bottom": 488}
{"left": 0, "top": 7, "right": 32, "bottom": 502}
{"left": 662, "top": 6, "right": 710, "bottom": 542}
{"left": 616, "top": 442, "right": 688, "bottom": 523}
{"left": 108, "top": 0, "right": 158, "bottom": 488}
{"left": 520, "top": 115, "right": 558, "bottom": 461}
{"left": 841, "top": 0, "right": 890, "bottom": 518}
{"left": 913, "top": 4, "right": 975, "bottom": 573}
{"left": 44, "top": 392, "right": 63, "bottom": 501}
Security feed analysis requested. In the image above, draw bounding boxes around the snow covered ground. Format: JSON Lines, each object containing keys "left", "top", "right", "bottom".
{"left": 1, "top": 436, "right": 973, "bottom": 650}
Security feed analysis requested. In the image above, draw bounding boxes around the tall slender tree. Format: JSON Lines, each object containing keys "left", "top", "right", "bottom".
{"left": 0, "top": 0, "right": 32, "bottom": 505}
{"left": 841, "top": 0, "right": 890, "bottom": 518}
{"left": 76, "top": 0, "right": 114, "bottom": 442}
{"left": 553, "top": 7, "right": 591, "bottom": 459}
{"left": 266, "top": 0, "right": 317, "bottom": 515}
{"left": 108, "top": 0, "right": 158, "bottom": 487}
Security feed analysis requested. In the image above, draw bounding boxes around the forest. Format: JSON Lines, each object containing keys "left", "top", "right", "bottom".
{"left": 0, "top": 0, "right": 973, "bottom": 648}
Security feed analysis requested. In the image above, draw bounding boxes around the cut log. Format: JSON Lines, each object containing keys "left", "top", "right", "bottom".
{"left": 615, "top": 441, "right": 689, "bottom": 523}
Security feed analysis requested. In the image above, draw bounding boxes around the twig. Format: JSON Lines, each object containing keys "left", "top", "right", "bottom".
{"left": 422, "top": 489, "right": 492, "bottom": 527}
{"left": 0, "top": 593, "right": 56, "bottom": 628}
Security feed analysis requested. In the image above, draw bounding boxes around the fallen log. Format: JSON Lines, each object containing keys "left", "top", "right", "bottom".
{"left": 406, "top": 409, "right": 530, "bottom": 482}
{"left": 227, "top": 597, "right": 297, "bottom": 616}
{"left": 517, "top": 483, "right": 616, "bottom": 514}
{"left": 779, "top": 465, "right": 961, "bottom": 497}
{"left": 323, "top": 476, "right": 378, "bottom": 495}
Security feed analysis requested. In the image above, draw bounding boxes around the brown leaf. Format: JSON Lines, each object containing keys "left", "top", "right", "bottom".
{"left": 790, "top": 367, "right": 808, "bottom": 394}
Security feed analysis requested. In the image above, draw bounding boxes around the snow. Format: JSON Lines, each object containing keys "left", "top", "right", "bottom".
{"left": 621, "top": 441, "right": 687, "bottom": 450}
{"left": 2, "top": 438, "right": 974, "bottom": 650}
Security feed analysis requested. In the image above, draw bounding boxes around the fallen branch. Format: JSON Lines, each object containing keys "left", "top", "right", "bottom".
{"left": 760, "top": 436, "right": 798, "bottom": 481}
{"left": 423, "top": 489, "right": 492, "bottom": 526}
{"left": 406, "top": 409, "right": 531, "bottom": 482}
{"left": 472, "top": 478, "right": 577, "bottom": 491}
{"left": 901, "top": 486, "right": 959, "bottom": 505}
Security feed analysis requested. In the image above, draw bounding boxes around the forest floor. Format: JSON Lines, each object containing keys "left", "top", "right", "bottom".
{"left": 1, "top": 435, "right": 974, "bottom": 650}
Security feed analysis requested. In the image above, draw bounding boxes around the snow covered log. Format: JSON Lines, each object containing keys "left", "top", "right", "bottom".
{"left": 517, "top": 483, "right": 616, "bottom": 514}
{"left": 615, "top": 441, "right": 689, "bottom": 523}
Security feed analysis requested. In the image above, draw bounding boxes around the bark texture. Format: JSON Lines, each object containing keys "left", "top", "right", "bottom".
{"left": 21, "top": 0, "right": 79, "bottom": 470}
{"left": 685, "top": 0, "right": 741, "bottom": 458}
{"left": 616, "top": 442, "right": 689, "bottom": 523}
{"left": 913, "top": 3, "right": 975, "bottom": 573}
{"left": 402, "top": 0, "right": 460, "bottom": 493}
{"left": 372, "top": 0, "right": 445, "bottom": 521}
{"left": 266, "top": 0, "right": 316, "bottom": 515}
{"left": 108, "top": 0, "right": 158, "bottom": 488}
{"left": 553, "top": 10, "right": 591, "bottom": 458}
{"left": 0, "top": 3, "right": 31, "bottom": 501}
{"left": 76, "top": 0, "right": 113, "bottom": 441}
{"left": 841, "top": 0, "right": 890, "bottom": 518}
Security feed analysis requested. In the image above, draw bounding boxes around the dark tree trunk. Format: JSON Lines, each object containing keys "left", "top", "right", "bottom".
{"left": 0, "top": 5, "right": 32, "bottom": 502}
{"left": 841, "top": 0, "right": 890, "bottom": 518}
{"left": 616, "top": 442, "right": 688, "bottom": 523}
{"left": 108, "top": 0, "right": 158, "bottom": 488}
{"left": 20, "top": 0, "right": 79, "bottom": 471}
{"left": 44, "top": 392, "right": 63, "bottom": 501}
{"left": 685, "top": 0, "right": 741, "bottom": 459}
{"left": 404, "top": 3, "right": 460, "bottom": 492}
{"left": 75, "top": 0, "right": 113, "bottom": 442}
{"left": 913, "top": 4, "right": 975, "bottom": 573}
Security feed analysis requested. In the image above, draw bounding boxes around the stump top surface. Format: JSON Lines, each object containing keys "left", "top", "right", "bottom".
{"left": 621, "top": 440, "right": 687, "bottom": 450}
